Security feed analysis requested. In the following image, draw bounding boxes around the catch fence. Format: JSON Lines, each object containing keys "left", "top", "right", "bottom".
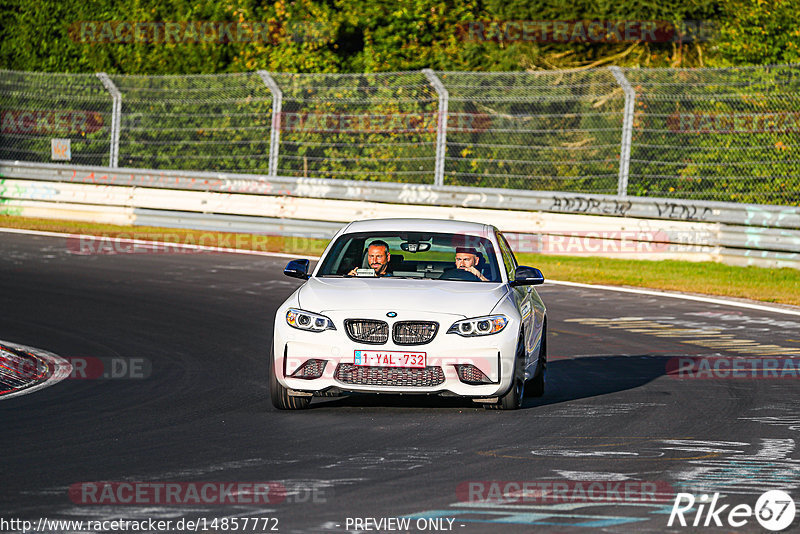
{"left": 2, "top": 64, "right": 799, "bottom": 205}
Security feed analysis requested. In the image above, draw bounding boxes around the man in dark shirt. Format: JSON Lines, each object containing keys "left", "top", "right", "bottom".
{"left": 347, "top": 240, "right": 392, "bottom": 276}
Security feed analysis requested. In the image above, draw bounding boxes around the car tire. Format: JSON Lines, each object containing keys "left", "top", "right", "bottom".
{"left": 525, "top": 323, "right": 546, "bottom": 398}
{"left": 269, "top": 346, "right": 311, "bottom": 410}
{"left": 485, "top": 337, "right": 525, "bottom": 410}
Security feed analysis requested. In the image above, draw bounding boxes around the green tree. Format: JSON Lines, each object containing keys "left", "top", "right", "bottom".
{"left": 714, "top": 0, "right": 800, "bottom": 65}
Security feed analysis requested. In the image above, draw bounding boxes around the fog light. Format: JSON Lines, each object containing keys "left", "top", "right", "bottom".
{"left": 454, "top": 364, "right": 493, "bottom": 384}
{"left": 289, "top": 359, "right": 327, "bottom": 379}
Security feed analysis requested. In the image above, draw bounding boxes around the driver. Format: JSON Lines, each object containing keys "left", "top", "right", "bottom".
{"left": 452, "top": 247, "right": 488, "bottom": 281}
{"left": 348, "top": 240, "right": 392, "bottom": 277}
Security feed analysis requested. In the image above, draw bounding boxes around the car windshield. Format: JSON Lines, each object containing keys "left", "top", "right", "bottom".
{"left": 316, "top": 231, "right": 502, "bottom": 282}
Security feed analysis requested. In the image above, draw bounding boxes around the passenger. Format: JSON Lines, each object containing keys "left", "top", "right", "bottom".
{"left": 443, "top": 247, "right": 488, "bottom": 281}
{"left": 348, "top": 240, "right": 392, "bottom": 277}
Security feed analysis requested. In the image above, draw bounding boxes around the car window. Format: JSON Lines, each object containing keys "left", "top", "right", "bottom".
{"left": 495, "top": 231, "right": 517, "bottom": 281}
{"left": 316, "top": 231, "right": 501, "bottom": 282}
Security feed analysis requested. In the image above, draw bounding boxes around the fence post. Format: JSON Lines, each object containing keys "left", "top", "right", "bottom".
{"left": 608, "top": 66, "right": 635, "bottom": 197}
{"left": 257, "top": 70, "right": 283, "bottom": 178}
{"left": 422, "top": 69, "right": 448, "bottom": 187}
{"left": 96, "top": 72, "right": 121, "bottom": 168}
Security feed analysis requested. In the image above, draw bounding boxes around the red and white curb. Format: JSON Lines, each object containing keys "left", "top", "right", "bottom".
{"left": 0, "top": 340, "right": 72, "bottom": 400}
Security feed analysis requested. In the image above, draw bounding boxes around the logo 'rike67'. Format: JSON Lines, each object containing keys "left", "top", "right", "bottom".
{"left": 669, "top": 491, "right": 796, "bottom": 531}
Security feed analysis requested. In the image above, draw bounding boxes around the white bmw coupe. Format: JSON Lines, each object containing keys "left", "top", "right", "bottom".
{"left": 270, "top": 218, "right": 547, "bottom": 410}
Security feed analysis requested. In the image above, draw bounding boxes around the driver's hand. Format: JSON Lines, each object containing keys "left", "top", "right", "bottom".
{"left": 347, "top": 267, "right": 357, "bottom": 276}
{"left": 464, "top": 266, "right": 487, "bottom": 281}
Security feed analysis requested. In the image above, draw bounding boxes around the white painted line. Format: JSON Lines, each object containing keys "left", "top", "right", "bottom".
{"left": 2, "top": 225, "right": 799, "bottom": 316}
{"left": 547, "top": 280, "right": 800, "bottom": 317}
{"left": 0, "top": 341, "right": 72, "bottom": 400}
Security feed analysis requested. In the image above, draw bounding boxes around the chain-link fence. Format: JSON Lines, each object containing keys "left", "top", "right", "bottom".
{"left": 2, "top": 65, "right": 799, "bottom": 205}
{"left": 272, "top": 71, "right": 438, "bottom": 183}
{"left": 0, "top": 71, "right": 113, "bottom": 166}
{"left": 440, "top": 70, "right": 625, "bottom": 194}
{"left": 626, "top": 65, "right": 800, "bottom": 205}
{"left": 113, "top": 72, "right": 273, "bottom": 173}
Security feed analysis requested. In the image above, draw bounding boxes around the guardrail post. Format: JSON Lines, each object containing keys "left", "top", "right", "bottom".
{"left": 96, "top": 72, "right": 121, "bottom": 168}
{"left": 257, "top": 70, "right": 283, "bottom": 178}
{"left": 422, "top": 69, "right": 448, "bottom": 187}
{"left": 608, "top": 66, "right": 635, "bottom": 198}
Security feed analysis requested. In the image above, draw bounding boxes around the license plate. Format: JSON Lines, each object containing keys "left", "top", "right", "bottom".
{"left": 354, "top": 350, "right": 426, "bottom": 368}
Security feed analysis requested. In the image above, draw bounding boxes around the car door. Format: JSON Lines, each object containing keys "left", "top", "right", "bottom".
{"left": 496, "top": 231, "right": 535, "bottom": 364}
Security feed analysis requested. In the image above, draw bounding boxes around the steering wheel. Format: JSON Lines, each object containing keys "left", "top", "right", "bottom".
{"left": 440, "top": 268, "right": 481, "bottom": 281}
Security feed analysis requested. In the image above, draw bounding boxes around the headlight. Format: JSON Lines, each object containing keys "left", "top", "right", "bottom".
{"left": 447, "top": 315, "right": 507, "bottom": 337}
{"left": 286, "top": 308, "right": 336, "bottom": 332}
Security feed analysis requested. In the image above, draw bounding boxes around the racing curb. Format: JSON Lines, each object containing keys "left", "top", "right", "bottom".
{"left": 0, "top": 340, "right": 73, "bottom": 400}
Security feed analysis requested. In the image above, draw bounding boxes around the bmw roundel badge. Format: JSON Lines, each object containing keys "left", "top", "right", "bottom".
{"left": 386, "top": 311, "right": 397, "bottom": 318}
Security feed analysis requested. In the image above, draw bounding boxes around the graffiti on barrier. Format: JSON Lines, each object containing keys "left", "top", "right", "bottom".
{"left": 550, "top": 196, "right": 633, "bottom": 216}
{"left": 653, "top": 202, "right": 712, "bottom": 221}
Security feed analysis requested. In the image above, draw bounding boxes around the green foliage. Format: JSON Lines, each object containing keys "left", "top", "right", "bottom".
{"left": 0, "top": 0, "right": 796, "bottom": 72}
{"left": 0, "top": 0, "right": 784, "bottom": 74}
{"left": 714, "top": 0, "right": 800, "bottom": 65}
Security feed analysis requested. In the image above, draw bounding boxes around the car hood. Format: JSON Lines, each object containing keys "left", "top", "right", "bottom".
{"left": 298, "top": 277, "right": 508, "bottom": 317}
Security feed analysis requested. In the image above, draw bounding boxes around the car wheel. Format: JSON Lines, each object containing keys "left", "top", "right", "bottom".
{"left": 269, "top": 346, "right": 311, "bottom": 410}
{"left": 485, "top": 337, "right": 525, "bottom": 410}
{"left": 525, "top": 323, "right": 546, "bottom": 398}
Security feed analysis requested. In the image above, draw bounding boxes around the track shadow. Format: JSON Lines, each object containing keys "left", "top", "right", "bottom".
{"left": 302, "top": 354, "right": 675, "bottom": 410}
{"left": 524, "top": 354, "right": 674, "bottom": 408}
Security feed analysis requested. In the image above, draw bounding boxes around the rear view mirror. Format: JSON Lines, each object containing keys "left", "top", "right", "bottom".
{"left": 284, "top": 259, "right": 310, "bottom": 280}
{"left": 400, "top": 242, "right": 431, "bottom": 253}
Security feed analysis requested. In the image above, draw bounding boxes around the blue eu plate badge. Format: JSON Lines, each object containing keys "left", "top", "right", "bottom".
{"left": 354, "top": 350, "right": 362, "bottom": 365}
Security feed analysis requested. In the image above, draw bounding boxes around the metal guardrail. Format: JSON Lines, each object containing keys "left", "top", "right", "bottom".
{"left": 2, "top": 160, "right": 798, "bottom": 230}
{"left": 3, "top": 66, "right": 800, "bottom": 205}
{"left": 134, "top": 209, "right": 342, "bottom": 238}
{"left": 1, "top": 161, "right": 799, "bottom": 269}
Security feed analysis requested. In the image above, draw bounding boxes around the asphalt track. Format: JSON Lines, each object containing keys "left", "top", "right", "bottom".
{"left": 1, "top": 231, "right": 799, "bottom": 534}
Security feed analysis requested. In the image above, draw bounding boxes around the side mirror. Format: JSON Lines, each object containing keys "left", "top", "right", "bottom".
{"left": 510, "top": 266, "right": 544, "bottom": 286}
{"left": 284, "top": 259, "right": 310, "bottom": 280}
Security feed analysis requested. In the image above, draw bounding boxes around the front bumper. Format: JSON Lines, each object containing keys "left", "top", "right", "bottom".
{"left": 272, "top": 308, "right": 519, "bottom": 398}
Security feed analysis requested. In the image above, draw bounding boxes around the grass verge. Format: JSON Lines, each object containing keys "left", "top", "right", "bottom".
{"left": 517, "top": 253, "right": 800, "bottom": 307}
{"left": 2, "top": 215, "right": 799, "bottom": 307}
